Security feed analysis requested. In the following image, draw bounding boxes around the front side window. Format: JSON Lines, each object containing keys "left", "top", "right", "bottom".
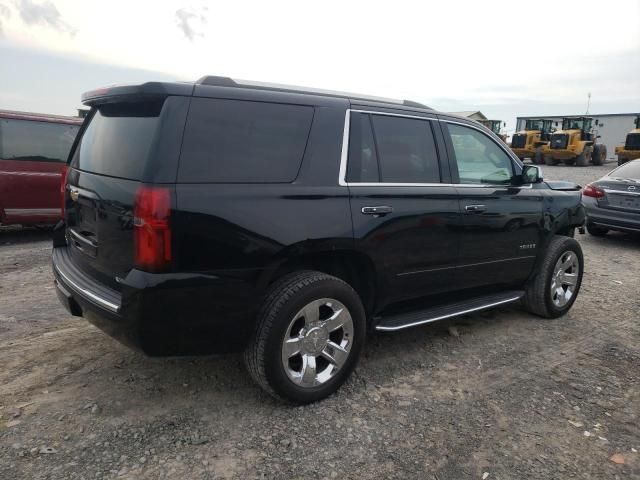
{"left": 0, "top": 118, "right": 79, "bottom": 163}
{"left": 447, "top": 123, "right": 513, "bottom": 185}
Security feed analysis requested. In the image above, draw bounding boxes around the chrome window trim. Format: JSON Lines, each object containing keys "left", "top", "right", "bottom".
{"left": 338, "top": 109, "right": 530, "bottom": 188}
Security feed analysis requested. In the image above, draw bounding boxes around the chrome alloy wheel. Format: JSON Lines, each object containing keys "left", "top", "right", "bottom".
{"left": 281, "top": 298, "right": 354, "bottom": 388}
{"left": 550, "top": 251, "right": 580, "bottom": 308}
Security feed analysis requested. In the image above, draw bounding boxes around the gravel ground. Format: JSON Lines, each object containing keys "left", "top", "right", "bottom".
{"left": 1, "top": 162, "right": 639, "bottom": 480}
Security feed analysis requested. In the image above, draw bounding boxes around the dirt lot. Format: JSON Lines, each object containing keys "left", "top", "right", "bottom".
{"left": 1, "top": 162, "right": 639, "bottom": 480}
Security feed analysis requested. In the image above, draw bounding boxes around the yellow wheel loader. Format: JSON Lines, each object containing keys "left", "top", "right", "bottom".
{"left": 509, "top": 119, "right": 553, "bottom": 164}
{"left": 614, "top": 116, "right": 640, "bottom": 166}
{"left": 478, "top": 119, "right": 507, "bottom": 143}
{"left": 544, "top": 117, "right": 606, "bottom": 167}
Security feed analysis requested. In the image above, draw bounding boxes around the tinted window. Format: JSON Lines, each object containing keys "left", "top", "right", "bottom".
{"left": 346, "top": 113, "right": 379, "bottom": 182}
{"left": 371, "top": 115, "right": 440, "bottom": 183}
{"left": 0, "top": 118, "right": 79, "bottom": 163}
{"left": 447, "top": 123, "right": 513, "bottom": 185}
{"left": 73, "top": 101, "right": 162, "bottom": 180}
{"left": 178, "top": 98, "right": 313, "bottom": 183}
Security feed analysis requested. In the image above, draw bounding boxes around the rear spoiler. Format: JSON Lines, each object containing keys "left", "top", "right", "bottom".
{"left": 81, "top": 82, "right": 194, "bottom": 106}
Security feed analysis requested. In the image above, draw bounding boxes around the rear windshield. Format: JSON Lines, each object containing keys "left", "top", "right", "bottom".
{"left": 610, "top": 160, "right": 640, "bottom": 179}
{"left": 178, "top": 98, "right": 313, "bottom": 183}
{"left": 0, "top": 118, "right": 79, "bottom": 163}
{"left": 72, "top": 101, "right": 163, "bottom": 180}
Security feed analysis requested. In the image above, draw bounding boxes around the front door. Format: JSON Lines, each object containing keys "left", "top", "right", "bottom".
{"left": 441, "top": 119, "right": 543, "bottom": 290}
{"left": 345, "top": 110, "right": 461, "bottom": 307}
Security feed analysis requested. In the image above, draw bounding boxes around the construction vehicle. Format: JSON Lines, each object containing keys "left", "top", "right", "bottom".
{"left": 544, "top": 116, "right": 606, "bottom": 166}
{"left": 614, "top": 116, "right": 640, "bottom": 166}
{"left": 478, "top": 119, "right": 507, "bottom": 142}
{"left": 509, "top": 119, "right": 553, "bottom": 164}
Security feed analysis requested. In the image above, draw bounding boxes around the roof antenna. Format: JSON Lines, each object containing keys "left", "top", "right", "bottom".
{"left": 585, "top": 92, "right": 591, "bottom": 115}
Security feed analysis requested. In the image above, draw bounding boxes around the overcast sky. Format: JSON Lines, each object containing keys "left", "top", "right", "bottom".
{"left": 1, "top": 0, "right": 639, "bottom": 133}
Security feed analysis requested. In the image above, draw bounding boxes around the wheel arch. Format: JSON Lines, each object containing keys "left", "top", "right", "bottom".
{"left": 257, "top": 248, "right": 378, "bottom": 318}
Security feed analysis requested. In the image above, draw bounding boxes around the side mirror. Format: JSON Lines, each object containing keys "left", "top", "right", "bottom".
{"left": 521, "top": 164, "right": 543, "bottom": 184}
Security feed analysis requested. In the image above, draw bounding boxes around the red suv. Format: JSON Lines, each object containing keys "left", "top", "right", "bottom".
{"left": 0, "top": 110, "right": 82, "bottom": 226}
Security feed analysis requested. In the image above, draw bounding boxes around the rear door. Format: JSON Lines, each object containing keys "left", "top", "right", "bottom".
{"left": 440, "top": 119, "right": 544, "bottom": 289}
{"left": 0, "top": 117, "right": 78, "bottom": 224}
{"left": 346, "top": 109, "right": 461, "bottom": 305}
{"left": 65, "top": 96, "right": 188, "bottom": 290}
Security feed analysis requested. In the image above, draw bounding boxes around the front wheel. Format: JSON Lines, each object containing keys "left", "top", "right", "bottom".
{"left": 618, "top": 157, "right": 628, "bottom": 166}
{"left": 522, "top": 236, "right": 584, "bottom": 318}
{"left": 245, "top": 271, "right": 366, "bottom": 404}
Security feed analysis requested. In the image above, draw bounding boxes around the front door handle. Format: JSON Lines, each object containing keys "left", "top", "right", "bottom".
{"left": 465, "top": 204, "right": 487, "bottom": 213}
{"left": 362, "top": 205, "right": 394, "bottom": 216}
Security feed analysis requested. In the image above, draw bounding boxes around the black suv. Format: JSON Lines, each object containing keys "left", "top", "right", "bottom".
{"left": 53, "top": 76, "right": 586, "bottom": 403}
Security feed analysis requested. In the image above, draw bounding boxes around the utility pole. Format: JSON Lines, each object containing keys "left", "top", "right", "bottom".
{"left": 586, "top": 92, "right": 591, "bottom": 115}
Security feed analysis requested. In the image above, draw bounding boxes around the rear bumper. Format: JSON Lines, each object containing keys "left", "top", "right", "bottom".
{"left": 52, "top": 246, "right": 259, "bottom": 355}
{"left": 583, "top": 197, "right": 640, "bottom": 233}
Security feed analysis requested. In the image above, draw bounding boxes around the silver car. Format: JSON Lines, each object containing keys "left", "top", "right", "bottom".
{"left": 582, "top": 159, "right": 640, "bottom": 236}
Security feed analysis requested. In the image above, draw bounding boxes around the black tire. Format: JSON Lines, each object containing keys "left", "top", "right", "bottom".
{"left": 587, "top": 223, "right": 609, "bottom": 236}
{"left": 544, "top": 155, "right": 559, "bottom": 166}
{"left": 591, "top": 144, "right": 606, "bottom": 165}
{"left": 562, "top": 158, "right": 576, "bottom": 166}
{"left": 244, "top": 271, "right": 366, "bottom": 404}
{"left": 617, "top": 156, "right": 628, "bottom": 166}
{"left": 534, "top": 148, "right": 544, "bottom": 165}
{"left": 576, "top": 147, "right": 591, "bottom": 167}
{"left": 522, "top": 236, "right": 584, "bottom": 319}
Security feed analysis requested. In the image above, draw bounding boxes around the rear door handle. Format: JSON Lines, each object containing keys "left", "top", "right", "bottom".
{"left": 361, "top": 205, "right": 394, "bottom": 216}
{"left": 465, "top": 204, "right": 487, "bottom": 213}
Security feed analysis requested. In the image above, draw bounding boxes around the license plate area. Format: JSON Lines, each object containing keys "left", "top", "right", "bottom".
{"left": 604, "top": 193, "right": 640, "bottom": 211}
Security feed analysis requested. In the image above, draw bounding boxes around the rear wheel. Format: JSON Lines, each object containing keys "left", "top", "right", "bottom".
{"left": 587, "top": 223, "right": 609, "bottom": 236}
{"left": 522, "top": 236, "right": 583, "bottom": 318}
{"left": 245, "top": 271, "right": 366, "bottom": 404}
{"left": 544, "top": 155, "right": 560, "bottom": 166}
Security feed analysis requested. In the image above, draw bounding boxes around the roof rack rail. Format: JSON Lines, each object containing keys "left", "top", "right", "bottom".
{"left": 196, "top": 75, "right": 432, "bottom": 110}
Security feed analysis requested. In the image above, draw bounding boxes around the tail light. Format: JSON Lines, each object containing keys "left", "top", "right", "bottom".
{"left": 134, "top": 186, "right": 172, "bottom": 272}
{"left": 582, "top": 183, "right": 605, "bottom": 199}
{"left": 60, "top": 165, "right": 69, "bottom": 218}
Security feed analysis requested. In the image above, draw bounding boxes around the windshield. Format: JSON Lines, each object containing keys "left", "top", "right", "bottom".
{"left": 610, "top": 160, "right": 640, "bottom": 180}
{"left": 480, "top": 120, "right": 501, "bottom": 134}
{"left": 525, "top": 120, "right": 544, "bottom": 131}
{"left": 562, "top": 118, "right": 591, "bottom": 131}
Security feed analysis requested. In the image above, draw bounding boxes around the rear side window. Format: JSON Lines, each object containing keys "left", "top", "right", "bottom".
{"left": 0, "top": 118, "right": 79, "bottom": 163}
{"left": 347, "top": 113, "right": 379, "bottom": 182}
{"left": 347, "top": 112, "right": 440, "bottom": 183}
{"left": 178, "top": 98, "right": 314, "bottom": 183}
{"left": 72, "top": 101, "right": 163, "bottom": 180}
{"left": 372, "top": 115, "right": 440, "bottom": 183}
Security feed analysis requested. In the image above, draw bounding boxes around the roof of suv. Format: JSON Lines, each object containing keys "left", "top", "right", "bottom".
{"left": 81, "top": 76, "right": 435, "bottom": 115}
